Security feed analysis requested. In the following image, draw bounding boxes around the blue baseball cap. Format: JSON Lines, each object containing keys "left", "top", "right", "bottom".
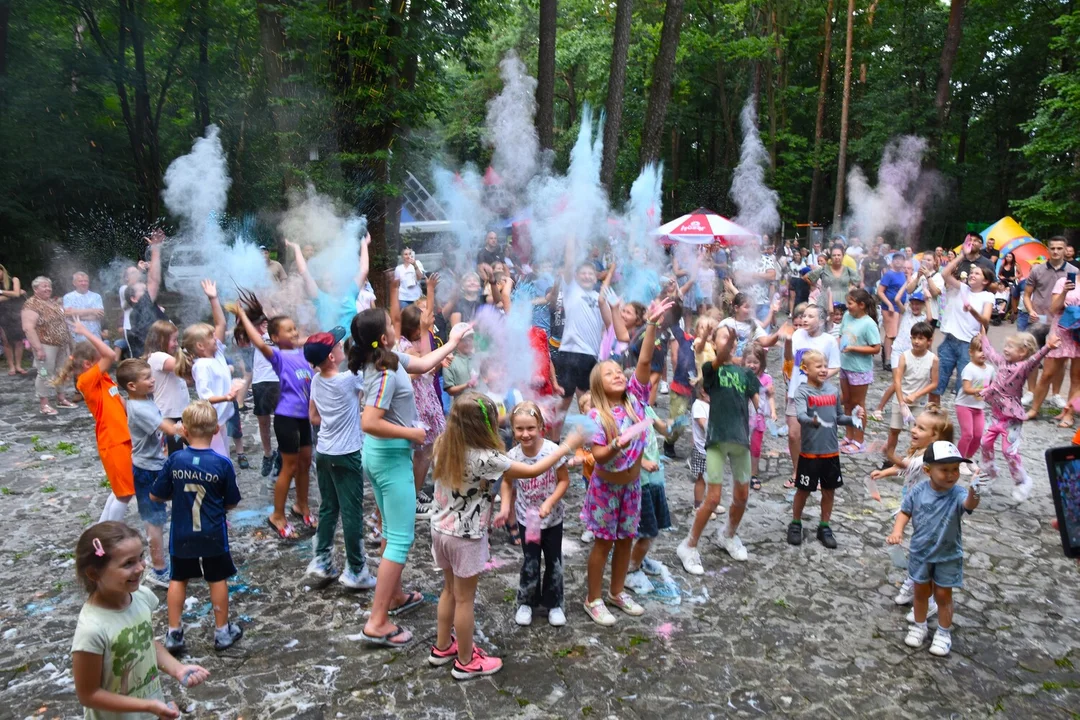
{"left": 910, "top": 291, "right": 926, "bottom": 302}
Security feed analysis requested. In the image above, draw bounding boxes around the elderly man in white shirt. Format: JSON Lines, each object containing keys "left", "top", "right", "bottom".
{"left": 63, "top": 271, "right": 105, "bottom": 341}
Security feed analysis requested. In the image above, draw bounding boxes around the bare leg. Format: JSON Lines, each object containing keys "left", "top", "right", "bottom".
{"left": 209, "top": 579, "right": 230, "bottom": 628}
{"left": 630, "top": 537, "right": 653, "bottom": 569}
{"left": 258, "top": 415, "right": 272, "bottom": 456}
{"left": 435, "top": 572, "right": 455, "bottom": 651}
{"left": 934, "top": 585, "right": 954, "bottom": 629}
{"left": 726, "top": 480, "right": 750, "bottom": 534}
{"left": 1030, "top": 357, "right": 1063, "bottom": 418}
{"left": 820, "top": 488, "right": 835, "bottom": 523}
{"left": 847, "top": 385, "right": 868, "bottom": 443}
{"left": 791, "top": 489, "right": 810, "bottom": 521}
{"left": 912, "top": 581, "right": 933, "bottom": 623}
{"left": 586, "top": 539, "right": 614, "bottom": 602}
{"left": 270, "top": 454, "right": 297, "bottom": 529}
{"left": 364, "top": 558, "right": 407, "bottom": 637}
{"left": 452, "top": 573, "right": 481, "bottom": 662}
{"left": 413, "top": 444, "right": 433, "bottom": 492}
{"left": 840, "top": 377, "right": 853, "bottom": 442}
{"left": 786, "top": 415, "right": 801, "bottom": 482}
{"left": 145, "top": 523, "right": 166, "bottom": 570}
{"left": 294, "top": 446, "right": 312, "bottom": 516}
{"left": 608, "top": 538, "right": 633, "bottom": 596}
{"left": 687, "top": 482, "right": 723, "bottom": 547}
{"left": 167, "top": 580, "right": 188, "bottom": 628}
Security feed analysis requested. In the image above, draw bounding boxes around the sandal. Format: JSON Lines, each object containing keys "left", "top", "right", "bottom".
{"left": 1058, "top": 414, "right": 1075, "bottom": 429}
{"left": 15, "top": 367, "right": 28, "bottom": 375}
{"left": 841, "top": 440, "right": 864, "bottom": 455}
{"left": 55, "top": 398, "right": 76, "bottom": 408}
{"left": 6, "top": 369, "right": 14, "bottom": 376}
{"left": 505, "top": 523, "right": 521, "bottom": 546}
{"left": 783, "top": 477, "right": 795, "bottom": 489}
{"left": 750, "top": 476, "right": 762, "bottom": 491}
{"left": 360, "top": 624, "right": 413, "bottom": 647}
{"left": 290, "top": 507, "right": 317, "bottom": 528}
{"left": 869, "top": 410, "right": 884, "bottom": 422}
{"left": 266, "top": 517, "right": 298, "bottom": 540}
{"left": 39, "top": 405, "right": 58, "bottom": 416}
{"left": 388, "top": 590, "right": 424, "bottom": 616}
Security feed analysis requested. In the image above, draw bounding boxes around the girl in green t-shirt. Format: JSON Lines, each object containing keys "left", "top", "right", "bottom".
{"left": 839, "top": 289, "right": 882, "bottom": 453}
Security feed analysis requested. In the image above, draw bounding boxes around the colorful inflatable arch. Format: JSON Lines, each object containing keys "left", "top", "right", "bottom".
{"left": 981, "top": 217, "right": 1048, "bottom": 280}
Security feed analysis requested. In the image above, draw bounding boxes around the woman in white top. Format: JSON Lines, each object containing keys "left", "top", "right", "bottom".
{"left": 394, "top": 248, "right": 425, "bottom": 309}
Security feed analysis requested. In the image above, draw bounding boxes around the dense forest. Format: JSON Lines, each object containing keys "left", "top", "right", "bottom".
{"left": 1, "top": 0, "right": 1078, "bottom": 278}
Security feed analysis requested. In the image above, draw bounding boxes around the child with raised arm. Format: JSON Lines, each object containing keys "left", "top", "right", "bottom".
{"left": 788, "top": 350, "right": 863, "bottom": 548}
{"left": 117, "top": 357, "right": 180, "bottom": 588}
{"left": 150, "top": 400, "right": 243, "bottom": 654}
{"left": 433, "top": 394, "right": 581, "bottom": 678}
{"left": 887, "top": 441, "right": 980, "bottom": 657}
{"left": 56, "top": 319, "right": 132, "bottom": 524}
{"left": 71, "top": 523, "right": 208, "bottom": 719}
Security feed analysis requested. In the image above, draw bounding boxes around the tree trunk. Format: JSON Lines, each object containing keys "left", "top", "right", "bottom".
{"left": 257, "top": 0, "right": 304, "bottom": 186}
{"left": 536, "top": 0, "right": 557, "bottom": 150}
{"left": 640, "top": 0, "right": 685, "bottom": 165}
{"left": 0, "top": 1, "right": 9, "bottom": 78}
{"left": 808, "top": 0, "right": 834, "bottom": 223}
{"left": 831, "top": 0, "right": 855, "bottom": 229}
{"left": 933, "top": 0, "right": 967, "bottom": 141}
{"left": 600, "top": 0, "right": 633, "bottom": 189}
{"left": 195, "top": 0, "right": 211, "bottom": 132}
{"left": 670, "top": 127, "right": 680, "bottom": 210}
{"left": 716, "top": 61, "right": 736, "bottom": 168}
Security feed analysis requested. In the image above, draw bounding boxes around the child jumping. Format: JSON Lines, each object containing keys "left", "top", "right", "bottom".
{"left": 498, "top": 401, "right": 572, "bottom": 628}
{"left": 150, "top": 400, "right": 243, "bottom": 653}
{"left": 117, "top": 357, "right": 180, "bottom": 588}
{"left": 57, "top": 319, "right": 132, "bottom": 524}
{"left": 433, "top": 393, "right": 581, "bottom": 679}
{"left": 788, "top": 350, "right": 863, "bottom": 548}
{"left": 887, "top": 441, "right": 980, "bottom": 657}
{"left": 71, "top": 522, "right": 208, "bottom": 718}
{"left": 978, "top": 330, "right": 1058, "bottom": 500}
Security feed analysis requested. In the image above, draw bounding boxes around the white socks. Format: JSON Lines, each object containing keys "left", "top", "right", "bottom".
{"left": 98, "top": 493, "right": 130, "bottom": 523}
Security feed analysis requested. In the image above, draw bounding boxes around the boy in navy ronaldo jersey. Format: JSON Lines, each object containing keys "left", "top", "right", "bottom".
{"left": 151, "top": 399, "right": 243, "bottom": 653}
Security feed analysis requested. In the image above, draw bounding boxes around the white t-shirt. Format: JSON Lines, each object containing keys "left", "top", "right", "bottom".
{"left": 311, "top": 370, "right": 365, "bottom": 455}
{"left": 394, "top": 261, "right": 425, "bottom": 303}
{"left": 507, "top": 440, "right": 566, "bottom": 529}
{"left": 148, "top": 351, "right": 191, "bottom": 418}
{"left": 559, "top": 280, "right": 603, "bottom": 357}
{"left": 193, "top": 339, "right": 234, "bottom": 425}
{"left": 691, "top": 399, "right": 709, "bottom": 454}
{"left": 957, "top": 362, "right": 995, "bottom": 409}
{"left": 788, "top": 329, "right": 841, "bottom": 399}
{"left": 940, "top": 286, "right": 994, "bottom": 343}
{"left": 251, "top": 334, "right": 279, "bottom": 384}
{"left": 720, "top": 317, "right": 767, "bottom": 358}
{"left": 119, "top": 285, "right": 132, "bottom": 331}
{"left": 891, "top": 309, "right": 929, "bottom": 361}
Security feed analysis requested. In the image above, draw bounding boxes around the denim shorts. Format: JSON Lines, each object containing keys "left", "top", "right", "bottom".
{"left": 636, "top": 482, "right": 671, "bottom": 539}
{"left": 133, "top": 466, "right": 167, "bottom": 527}
{"left": 908, "top": 556, "right": 963, "bottom": 588}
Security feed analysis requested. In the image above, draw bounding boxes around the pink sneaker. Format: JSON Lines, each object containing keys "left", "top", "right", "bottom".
{"left": 451, "top": 646, "right": 503, "bottom": 681}
{"left": 427, "top": 635, "right": 458, "bottom": 667}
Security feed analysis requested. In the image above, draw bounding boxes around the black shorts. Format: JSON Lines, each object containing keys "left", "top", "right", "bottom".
{"left": 252, "top": 381, "right": 280, "bottom": 417}
{"left": 553, "top": 351, "right": 596, "bottom": 397}
{"left": 795, "top": 455, "right": 843, "bottom": 492}
{"left": 171, "top": 553, "right": 236, "bottom": 583}
{"left": 637, "top": 482, "right": 672, "bottom": 539}
{"left": 274, "top": 414, "right": 312, "bottom": 454}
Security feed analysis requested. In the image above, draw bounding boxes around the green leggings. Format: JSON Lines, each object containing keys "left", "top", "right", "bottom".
{"left": 362, "top": 436, "right": 415, "bottom": 565}
{"left": 706, "top": 442, "right": 751, "bottom": 485}
{"left": 314, "top": 450, "right": 367, "bottom": 574}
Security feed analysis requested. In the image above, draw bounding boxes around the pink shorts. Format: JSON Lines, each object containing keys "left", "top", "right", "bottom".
{"left": 431, "top": 531, "right": 489, "bottom": 579}
{"left": 750, "top": 429, "right": 764, "bottom": 459}
{"left": 840, "top": 368, "right": 874, "bottom": 386}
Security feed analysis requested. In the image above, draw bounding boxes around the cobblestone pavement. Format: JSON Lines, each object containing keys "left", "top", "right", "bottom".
{"left": 2, "top": 324, "right": 1079, "bottom": 719}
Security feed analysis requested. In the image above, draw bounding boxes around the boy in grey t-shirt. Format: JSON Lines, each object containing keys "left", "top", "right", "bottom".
{"left": 117, "top": 358, "right": 181, "bottom": 587}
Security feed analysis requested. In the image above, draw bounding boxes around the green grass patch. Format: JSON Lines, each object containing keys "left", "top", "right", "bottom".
{"left": 1056, "top": 656, "right": 1074, "bottom": 669}
{"left": 554, "top": 645, "right": 586, "bottom": 658}
{"left": 41, "top": 485, "right": 57, "bottom": 493}
{"left": 56, "top": 441, "right": 79, "bottom": 455}
{"left": 1, "top": 487, "right": 11, "bottom": 495}
{"left": 31, "top": 436, "right": 49, "bottom": 452}
{"left": 99, "top": 478, "right": 110, "bottom": 488}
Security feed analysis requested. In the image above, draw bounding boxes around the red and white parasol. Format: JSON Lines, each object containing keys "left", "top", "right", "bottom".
{"left": 654, "top": 208, "right": 758, "bottom": 246}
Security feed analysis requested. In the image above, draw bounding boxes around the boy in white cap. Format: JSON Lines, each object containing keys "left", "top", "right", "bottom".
{"left": 887, "top": 441, "right": 980, "bottom": 657}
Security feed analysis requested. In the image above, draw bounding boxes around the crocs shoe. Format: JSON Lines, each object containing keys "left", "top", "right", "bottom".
{"left": 583, "top": 598, "right": 616, "bottom": 626}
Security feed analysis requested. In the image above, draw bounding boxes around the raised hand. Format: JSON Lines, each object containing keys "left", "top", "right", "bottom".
{"left": 448, "top": 322, "right": 474, "bottom": 345}
{"left": 645, "top": 297, "right": 676, "bottom": 324}
{"left": 146, "top": 228, "right": 167, "bottom": 246}
{"left": 201, "top": 279, "right": 218, "bottom": 299}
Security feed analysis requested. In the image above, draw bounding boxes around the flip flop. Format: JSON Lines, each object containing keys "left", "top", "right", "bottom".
{"left": 750, "top": 477, "right": 762, "bottom": 491}
{"left": 55, "top": 399, "right": 76, "bottom": 408}
{"left": 6, "top": 369, "right": 14, "bottom": 376}
{"left": 1058, "top": 415, "right": 1075, "bottom": 429}
{"left": 360, "top": 624, "right": 413, "bottom": 647}
{"left": 841, "top": 441, "right": 865, "bottom": 455}
{"left": 783, "top": 478, "right": 795, "bottom": 489}
{"left": 290, "top": 507, "right": 317, "bottom": 528}
{"left": 40, "top": 405, "right": 58, "bottom": 416}
{"left": 505, "top": 524, "right": 521, "bottom": 546}
{"left": 388, "top": 590, "right": 424, "bottom": 616}
{"left": 15, "top": 368, "right": 28, "bottom": 375}
{"left": 266, "top": 517, "right": 298, "bottom": 540}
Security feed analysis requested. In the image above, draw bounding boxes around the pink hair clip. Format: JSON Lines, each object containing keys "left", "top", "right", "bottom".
{"left": 92, "top": 538, "right": 105, "bottom": 557}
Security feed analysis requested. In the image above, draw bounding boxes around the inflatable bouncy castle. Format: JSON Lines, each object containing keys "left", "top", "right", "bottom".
{"left": 982, "top": 217, "right": 1048, "bottom": 280}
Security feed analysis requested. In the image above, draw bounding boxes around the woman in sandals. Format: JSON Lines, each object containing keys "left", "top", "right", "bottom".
{"left": 21, "top": 276, "right": 75, "bottom": 414}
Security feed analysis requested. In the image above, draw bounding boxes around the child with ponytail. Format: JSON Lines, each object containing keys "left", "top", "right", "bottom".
{"left": 143, "top": 320, "right": 190, "bottom": 455}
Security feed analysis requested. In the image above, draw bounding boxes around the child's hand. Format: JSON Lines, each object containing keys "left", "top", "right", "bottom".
{"left": 493, "top": 508, "right": 510, "bottom": 528}
{"left": 902, "top": 394, "right": 916, "bottom": 406}
{"left": 147, "top": 228, "right": 167, "bottom": 246}
{"left": 539, "top": 500, "right": 554, "bottom": 518}
{"left": 1048, "top": 333, "right": 1062, "bottom": 350}
{"left": 145, "top": 700, "right": 180, "bottom": 719}
{"left": 71, "top": 318, "right": 87, "bottom": 335}
{"left": 641, "top": 459, "right": 660, "bottom": 473}
{"left": 408, "top": 426, "right": 427, "bottom": 444}
{"left": 770, "top": 410, "right": 778, "bottom": 423}
{"left": 886, "top": 532, "right": 902, "bottom": 545}
{"left": 646, "top": 297, "right": 676, "bottom": 325}
{"left": 870, "top": 469, "right": 884, "bottom": 481}
{"left": 562, "top": 429, "right": 585, "bottom": 451}
{"left": 566, "top": 453, "right": 583, "bottom": 468}
{"left": 177, "top": 664, "right": 210, "bottom": 687}
{"left": 810, "top": 413, "right": 821, "bottom": 427}
{"left": 201, "top": 279, "right": 218, "bottom": 299}
{"left": 362, "top": 232, "right": 371, "bottom": 247}
{"left": 448, "top": 322, "right": 474, "bottom": 345}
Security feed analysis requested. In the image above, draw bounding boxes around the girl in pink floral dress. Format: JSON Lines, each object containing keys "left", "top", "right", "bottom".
{"left": 581, "top": 298, "right": 673, "bottom": 627}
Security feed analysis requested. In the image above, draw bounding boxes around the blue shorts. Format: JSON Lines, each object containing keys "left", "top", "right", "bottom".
{"left": 637, "top": 481, "right": 671, "bottom": 539}
{"left": 908, "top": 556, "right": 963, "bottom": 588}
{"left": 133, "top": 466, "right": 167, "bottom": 527}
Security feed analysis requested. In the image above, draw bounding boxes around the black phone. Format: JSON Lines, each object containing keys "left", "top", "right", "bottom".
{"left": 1044, "top": 446, "right": 1080, "bottom": 558}
{"left": 1068, "top": 272, "right": 1077, "bottom": 285}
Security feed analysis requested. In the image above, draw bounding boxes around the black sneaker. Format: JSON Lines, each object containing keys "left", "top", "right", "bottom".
{"left": 663, "top": 442, "right": 678, "bottom": 459}
{"left": 786, "top": 522, "right": 803, "bottom": 546}
{"left": 816, "top": 525, "right": 838, "bottom": 549}
{"left": 164, "top": 628, "right": 185, "bottom": 655}
{"left": 415, "top": 489, "right": 433, "bottom": 518}
{"left": 260, "top": 454, "right": 273, "bottom": 477}
{"left": 214, "top": 622, "right": 243, "bottom": 651}
{"left": 272, "top": 450, "right": 282, "bottom": 477}
{"left": 237, "top": 453, "right": 250, "bottom": 470}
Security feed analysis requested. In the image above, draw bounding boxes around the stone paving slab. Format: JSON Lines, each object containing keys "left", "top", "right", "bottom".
{"left": 1, "top": 328, "right": 1079, "bottom": 718}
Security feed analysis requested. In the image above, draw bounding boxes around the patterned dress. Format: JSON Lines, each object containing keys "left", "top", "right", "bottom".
{"left": 396, "top": 336, "right": 445, "bottom": 446}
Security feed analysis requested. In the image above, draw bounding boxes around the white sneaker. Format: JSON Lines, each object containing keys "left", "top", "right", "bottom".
{"left": 1022, "top": 391, "right": 1034, "bottom": 406}
{"left": 145, "top": 567, "right": 171, "bottom": 589}
{"left": 515, "top": 605, "right": 533, "bottom": 626}
{"left": 894, "top": 578, "right": 915, "bottom": 605}
{"left": 339, "top": 565, "right": 377, "bottom": 590}
{"left": 905, "top": 622, "right": 928, "bottom": 648}
{"left": 1051, "top": 394, "right": 1067, "bottom": 410}
{"left": 660, "top": 381, "right": 670, "bottom": 395}
{"left": 677, "top": 538, "right": 705, "bottom": 575}
{"left": 1012, "top": 478, "right": 1033, "bottom": 502}
{"left": 580, "top": 529, "right": 595, "bottom": 543}
{"left": 625, "top": 569, "right": 655, "bottom": 595}
{"left": 547, "top": 606, "right": 566, "bottom": 626}
{"left": 906, "top": 597, "right": 938, "bottom": 623}
{"left": 929, "top": 629, "right": 952, "bottom": 657}
{"left": 718, "top": 531, "right": 749, "bottom": 562}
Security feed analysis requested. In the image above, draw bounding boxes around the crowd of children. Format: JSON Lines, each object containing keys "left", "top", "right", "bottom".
{"left": 58, "top": 229, "right": 1073, "bottom": 716}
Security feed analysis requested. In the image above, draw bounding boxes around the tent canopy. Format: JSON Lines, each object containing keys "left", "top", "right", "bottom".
{"left": 655, "top": 208, "right": 757, "bottom": 246}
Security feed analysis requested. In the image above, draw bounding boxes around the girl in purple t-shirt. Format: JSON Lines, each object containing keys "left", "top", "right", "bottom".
{"left": 236, "top": 298, "right": 313, "bottom": 540}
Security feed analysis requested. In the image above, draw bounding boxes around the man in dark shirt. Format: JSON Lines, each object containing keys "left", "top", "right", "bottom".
{"left": 954, "top": 233, "right": 998, "bottom": 290}
{"left": 860, "top": 243, "right": 885, "bottom": 291}
{"left": 476, "top": 230, "right": 504, "bottom": 283}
